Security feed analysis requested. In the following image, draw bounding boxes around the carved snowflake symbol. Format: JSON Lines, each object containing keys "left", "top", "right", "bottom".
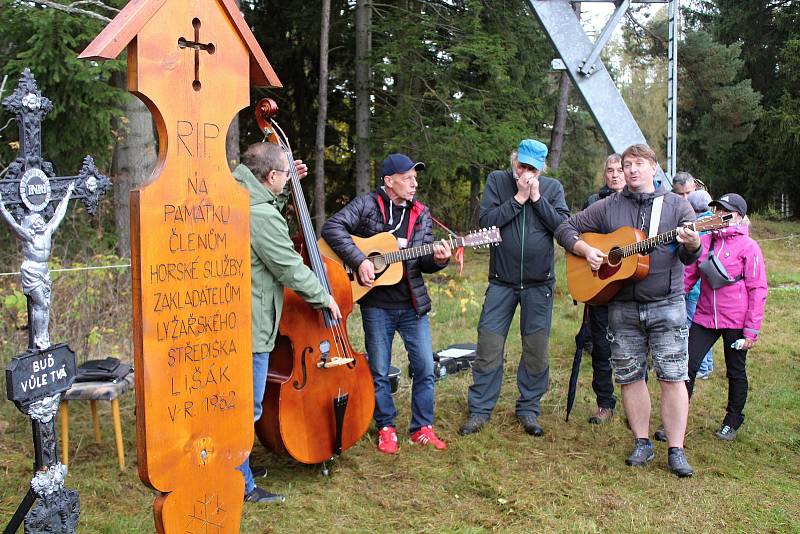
{"left": 184, "top": 493, "right": 226, "bottom": 534}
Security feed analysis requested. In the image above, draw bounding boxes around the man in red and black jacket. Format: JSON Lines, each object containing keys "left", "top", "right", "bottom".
{"left": 321, "top": 153, "right": 451, "bottom": 455}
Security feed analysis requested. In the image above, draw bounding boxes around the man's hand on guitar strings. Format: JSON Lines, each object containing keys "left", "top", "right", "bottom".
{"left": 433, "top": 239, "right": 452, "bottom": 264}
{"left": 676, "top": 224, "right": 701, "bottom": 252}
{"left": 357, "top": 258, "right": 375, "bottom": 287}
{"left": 574, "top": 240, "right": 607, "bottom": 271}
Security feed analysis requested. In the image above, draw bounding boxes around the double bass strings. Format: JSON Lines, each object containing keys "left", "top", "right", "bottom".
{"left": 273, "top": 120, "right": 352, "bottom": 365}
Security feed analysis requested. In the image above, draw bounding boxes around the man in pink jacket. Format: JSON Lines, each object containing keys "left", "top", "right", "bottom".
{"left": 684, "top": 193, "right": 768, "bottom": 441}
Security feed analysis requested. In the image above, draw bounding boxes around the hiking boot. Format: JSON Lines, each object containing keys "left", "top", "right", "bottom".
{"left": 625, "top": 438, "right": 655, "bottom": 467}
{"left": 251, "top": 466, "right": 268, "bottom": 478}
{"left": 588, "top": 407, "right": 614, "bottom": 425}
{"left": 377, "top": 426, "right": 398, "bottom": 454}
{"left": 653, "top": 426, "right": 667, "bottom": 442}
{"left": 667, "top": 447, "right": 694, "bottom": 477}
{"left": 458, "top": 414, "right": 489, "bottom": 436}
{"left": 244, "top": 487, "right": 285, "bottom": 504}
{"left": 715, "top": 424, "right": 738, "bottom": 441}
{"left": 410, "top": 425, "right": 447, "bottom": 450}
{"left": 518, "top": 414, "right": 544, "bottom": 437}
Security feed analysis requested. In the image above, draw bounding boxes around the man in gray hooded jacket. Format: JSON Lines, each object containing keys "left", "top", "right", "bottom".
{"left": 555, "top": 144, "right": 701, "bottom": 477}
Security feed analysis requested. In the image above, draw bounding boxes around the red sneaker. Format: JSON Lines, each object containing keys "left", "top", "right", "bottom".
{"left": 377, "top": 426, "right": 398, "bottom": 454}
{"left": 410, "top": 425, "right": 447, "bottom": 450}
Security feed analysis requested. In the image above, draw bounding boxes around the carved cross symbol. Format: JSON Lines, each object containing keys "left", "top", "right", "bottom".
{"left": 178, "top": 18, "right": 216, "bottom": 91}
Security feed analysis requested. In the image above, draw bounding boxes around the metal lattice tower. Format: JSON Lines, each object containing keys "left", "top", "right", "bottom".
{"left": 530, "top": 0, "right": 679, "bottom": 184}
{"left": 666, "top": 0, "right": 679, "bottom": 178}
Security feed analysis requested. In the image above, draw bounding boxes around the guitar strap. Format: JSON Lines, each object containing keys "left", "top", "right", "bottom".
{"left": 648, "top": 195, "right": 664, "bottom": 239}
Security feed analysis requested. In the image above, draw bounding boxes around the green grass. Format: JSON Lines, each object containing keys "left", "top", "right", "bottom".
{"left": 1, "top": 216, "right": 799, "bottom": 533}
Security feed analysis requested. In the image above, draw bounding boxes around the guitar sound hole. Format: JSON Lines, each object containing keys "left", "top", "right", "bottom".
{"left": 607, "top": 247, "right": 622, "bottom": 267}
{"left": 370, "top": 254, "right": 386, "bottom": 272}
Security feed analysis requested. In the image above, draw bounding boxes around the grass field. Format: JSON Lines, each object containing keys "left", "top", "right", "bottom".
{"left": 1, "top": 217, "right": 799, "bottom": 533}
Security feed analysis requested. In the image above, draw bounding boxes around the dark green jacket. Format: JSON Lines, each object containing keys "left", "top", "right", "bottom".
{"left": 233, "top": 164, "right": 329, "bottom": 353}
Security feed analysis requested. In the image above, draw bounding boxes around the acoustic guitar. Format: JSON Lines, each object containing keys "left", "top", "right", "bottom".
{"left": 566, "top": 213, "right": 733, "bottom": 305}
{"left": 318, "top": 227, "right": 501, "bottom": 302}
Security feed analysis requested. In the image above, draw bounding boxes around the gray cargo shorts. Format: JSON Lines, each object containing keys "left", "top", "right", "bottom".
{"left": 606, "top": 296, "right": 689, "bottom": 384}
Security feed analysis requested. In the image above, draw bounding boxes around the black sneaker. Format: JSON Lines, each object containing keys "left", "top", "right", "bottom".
{"left": 625, "top": 438, "right": 654, "bottom": 467}
{"left": 458, "top": 414, "right": 489, "bottom": 436}
{"left": 667, "top": 447, "right": 694, "bottom": 477}
{"left": 653, "top": 426, "right": 667, "bottom": 442}
{"left": 715, "top": 424, "right": 738, "bottom": 442}
{"left": 251, "top": 466, "right": 268, "bottom": 478}
{"left": 244, "top": 487, "right": 285, "bottom": 504}
{"left": 517, "top": 414, "right": 544, "bottom": 437}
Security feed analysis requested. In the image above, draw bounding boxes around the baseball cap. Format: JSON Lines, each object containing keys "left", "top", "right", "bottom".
{"left": 518, "top": 139, "right": 548, "bottom": 170}
{"left": 381, "top": 153, "right": 425, "bottom": 177}
{"left": 709, "top": 193, "right": 747, "bottom": 216}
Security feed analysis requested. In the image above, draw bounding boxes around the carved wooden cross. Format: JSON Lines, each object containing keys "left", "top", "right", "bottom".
{"left": 178, "top": 18, "right": 216, "bottom": 91}
{"left": 81, "top": 0, "right": 281, "bottom": 531}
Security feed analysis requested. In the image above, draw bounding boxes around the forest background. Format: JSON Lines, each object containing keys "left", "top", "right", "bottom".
{"left": 0, "top": 0, "right": 798, "bottom": 265}
{"left": 0, "top": 2, "right": 799, "bottom": 530}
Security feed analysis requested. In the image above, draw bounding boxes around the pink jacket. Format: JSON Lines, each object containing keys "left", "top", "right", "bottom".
{"left": 684, "top": 225, "right": 767, "bottom": 339}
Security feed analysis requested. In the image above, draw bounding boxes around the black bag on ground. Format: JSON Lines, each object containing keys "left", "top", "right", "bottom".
{"left": 75, "top": 357, "right": 132, "bottom": 383}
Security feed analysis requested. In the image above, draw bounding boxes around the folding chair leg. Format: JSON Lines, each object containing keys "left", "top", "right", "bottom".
{"left": 59, "top": 401, "right": 69, "bottom": 466}
{"left": 90, "top": 400, "right": 101, "bottom": 443}
{"left": 111, "top": 398, "right": 125, "bottom": 470}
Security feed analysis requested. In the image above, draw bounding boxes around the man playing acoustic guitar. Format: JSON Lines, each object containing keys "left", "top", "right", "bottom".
{"left": 321, "top": 153, "right": 451, "bottom": 454}
{"left": 555, "top": 144, "right": 702, "bottom": 477}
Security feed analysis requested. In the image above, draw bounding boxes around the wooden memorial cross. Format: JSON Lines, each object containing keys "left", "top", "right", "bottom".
{"left": 80, "top": 0, "right": 281, "bottom": 532}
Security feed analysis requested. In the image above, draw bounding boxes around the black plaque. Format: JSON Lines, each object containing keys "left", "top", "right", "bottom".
{"left": 6, "top": 344, "right": 76, "bottom": 408}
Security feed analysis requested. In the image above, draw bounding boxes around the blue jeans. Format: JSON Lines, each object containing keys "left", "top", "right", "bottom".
{"left": 686, "top": 288, "right": 713, "bottom": 374}
{"left": 361, "top": 306, "right": 435, "bottom": 433}
{"left": 238, "top": 351, "right": 269, "bottom": 494}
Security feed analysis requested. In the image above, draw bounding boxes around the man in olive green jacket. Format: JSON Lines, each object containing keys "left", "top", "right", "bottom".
{"left": 233, "top": 142, "right": 341, "bottom": 503}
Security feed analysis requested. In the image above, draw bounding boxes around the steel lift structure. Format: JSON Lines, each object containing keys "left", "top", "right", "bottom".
{"left": 529, "top": 0, "right": 679, "bottom": 185}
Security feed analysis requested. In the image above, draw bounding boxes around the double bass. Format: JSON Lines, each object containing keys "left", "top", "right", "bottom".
{"left": 253, "top": 99, "right": 374, "bottom": 465}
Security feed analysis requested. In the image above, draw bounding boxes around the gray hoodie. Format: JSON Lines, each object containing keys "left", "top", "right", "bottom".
{"left": 554, "top": 185, "right": 700, "bottom": 303}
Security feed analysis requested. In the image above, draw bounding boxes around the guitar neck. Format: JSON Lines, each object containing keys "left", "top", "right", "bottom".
{"left": 620, "top": 224, "right": 692, "bottom": 258}
{"left": 377, "top": 236, "right": 464, "bottom": 265}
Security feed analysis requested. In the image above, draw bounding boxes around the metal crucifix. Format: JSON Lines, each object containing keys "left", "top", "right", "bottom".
{"left": 0, "top": 68, "right": 111, "bottom": 352}
{"left": 1, "top": 69, "right": 111, "bottom": 534}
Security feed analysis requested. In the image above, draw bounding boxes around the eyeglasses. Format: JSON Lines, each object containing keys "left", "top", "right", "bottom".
{"left": 272, "top": 168, "right": 290, "bottom": 176}
{"left": 518, "top": 163, "right": 539, "bottom": 172}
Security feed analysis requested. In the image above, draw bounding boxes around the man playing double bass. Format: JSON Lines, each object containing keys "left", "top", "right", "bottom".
{"left": 321, "top": 153, "right": 451, "bottom": 455}
{"left": 233, "top": 142, "right": 342, "bottom": 503}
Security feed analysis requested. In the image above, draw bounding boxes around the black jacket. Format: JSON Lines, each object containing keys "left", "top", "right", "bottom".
{"left": 555, "top": 185, "right": 701, "bottom": 303}
{"left": 583, "top": 185, "right": 616, "bottom": 210}
{"left": 479, "top": 169, "right": 570, "bottom": 288}
{"left": 321, "top": 188, "right": 447, "bottom": 315}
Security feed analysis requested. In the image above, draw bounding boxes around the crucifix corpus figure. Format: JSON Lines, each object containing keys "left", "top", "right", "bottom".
{"left": 0, "top": 182, "right": 74, "bottom": 350}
